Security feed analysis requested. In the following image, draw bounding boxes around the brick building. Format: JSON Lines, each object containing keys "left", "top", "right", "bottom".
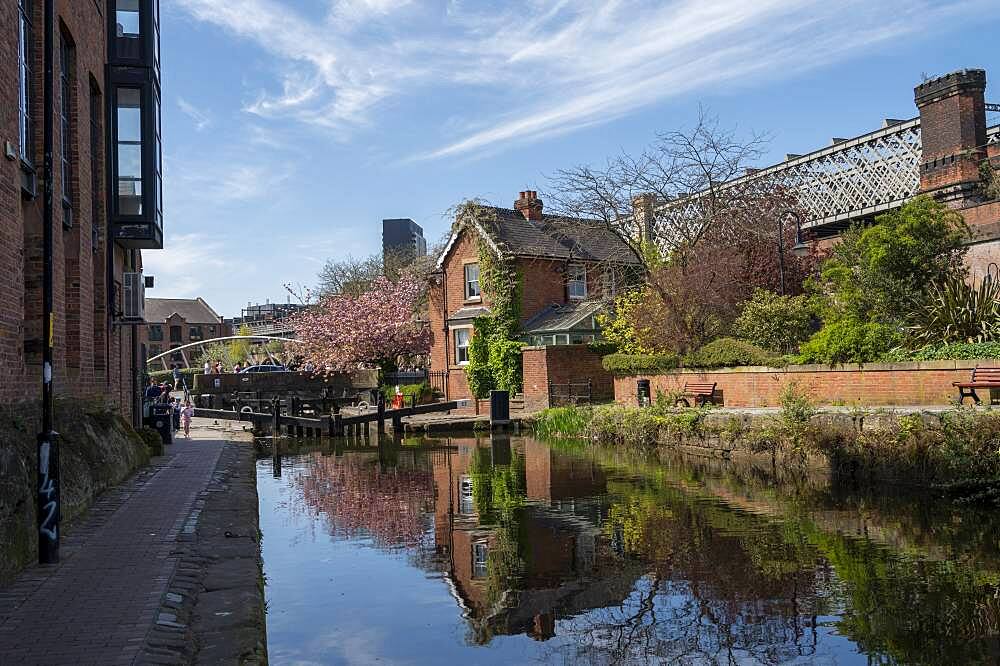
{"left": 1, "top": 0, "right": 163, "bottom": 425}
{"left": 429, "top": 191, "right": 640, "bottom": 401}
{"left": 141, "top": 298, "right": 227, "bottom": 369}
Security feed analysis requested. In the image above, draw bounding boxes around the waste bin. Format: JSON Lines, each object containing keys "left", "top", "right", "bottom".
{"left": 490, "top": 390, "right": 510, "bottom": 425}
{"left": 149, "top": 403, "right": 173, "bottom": 446}
{"left": 637, "top": 379, "right": 651, "bottom": 407}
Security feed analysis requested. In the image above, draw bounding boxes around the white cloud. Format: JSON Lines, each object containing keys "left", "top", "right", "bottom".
{"left": 177, "top": 0, "right": 989, "bottom": 159}
{"left": 177, "top": 97, "right": 212, "bottom": 131}
{"left": 142, "top": 233, "right": 231, "bottom": 298}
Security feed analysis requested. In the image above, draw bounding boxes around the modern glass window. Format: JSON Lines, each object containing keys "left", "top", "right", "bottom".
{"left": 148, "top": 324, "right": 163, "bottom": 341}
{"left": 568, "top": 265, "right": 587, "bottom": 300}
{"left": 116, "top": 0, "right": 140, "bottom": 37}
{"left": 472, "top": 542, "right": 488, "bottom": 579}
{"left": 454, "top": 328, "right": 470, "bottom": 365}
{"left": 459, "top": 476, "right": 474, "bottom": 514}
{"left": 17, "top": 0, "right": 33, "bottom": 165}
{"left": 90, "top": 83, "right": 103, "bottom": 253}
{"left": 116, "top": 88, "right": 143, "bottom": 215}
{"left": 60, "top": 34, "right": 75, "bottom": 227}
{"left": 464, "top": 263, "right": 480, "bottom": 300}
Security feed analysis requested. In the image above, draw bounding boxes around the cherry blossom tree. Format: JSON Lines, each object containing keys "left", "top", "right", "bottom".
{"left": 291, "top": 274, "right": 430, "bottom": 371}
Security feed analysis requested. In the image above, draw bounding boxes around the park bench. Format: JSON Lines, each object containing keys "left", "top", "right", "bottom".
{"left": 675, "top": 381, "right": 718, "bottom": 407}
{"left": 953, "top": 367, "right": 1000, "bottom": 405}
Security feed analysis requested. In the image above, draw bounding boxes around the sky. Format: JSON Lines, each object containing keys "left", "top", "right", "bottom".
{"left": 146, "top": 0, "right": 1000, "bottom": 318}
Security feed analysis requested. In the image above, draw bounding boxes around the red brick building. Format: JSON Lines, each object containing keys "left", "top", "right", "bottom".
{"left": 141, "top": 298, "right": 228, "bottom": 369}
{"left": 1, "top": 0, "right": 163, "bottom": 425}
{"left": 429, "top": 191, "right": 640, "bottom": 401}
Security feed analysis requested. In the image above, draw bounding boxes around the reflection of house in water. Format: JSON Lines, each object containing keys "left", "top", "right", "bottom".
{"left": 432, "top": 435, "right": 643, "bottom": 643}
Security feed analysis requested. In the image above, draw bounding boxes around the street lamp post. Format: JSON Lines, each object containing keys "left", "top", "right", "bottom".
{"left": 777, "top": 210, "right": 809, "bottom": 296}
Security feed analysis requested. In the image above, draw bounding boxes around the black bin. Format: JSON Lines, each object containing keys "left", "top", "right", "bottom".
{"left": 490, "top": 390, "right": 510, "bottom": 424}
{"left": 637, "top": 379, "right": 651, "bottom": 407}
{"left": 149, "top": 403, "right": 173, "bottom": 446}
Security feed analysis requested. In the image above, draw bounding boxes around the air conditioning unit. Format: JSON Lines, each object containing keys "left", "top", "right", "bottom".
{"left": 122, "top": 271, "right": 145, "bottom": 321}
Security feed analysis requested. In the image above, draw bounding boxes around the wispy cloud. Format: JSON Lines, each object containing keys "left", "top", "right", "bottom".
{"left": 142, "top": 233, "right": 231, "bottom": 297}
{"left": 177, "top": 0, "right": 987, "bottom": 158}
{"left": 177, "top": 97, "right": 212, "bottom": 131}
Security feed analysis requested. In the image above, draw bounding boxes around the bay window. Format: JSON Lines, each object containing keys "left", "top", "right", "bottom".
{"left": 454, "top": 328, "right": 471, "bottom": 365}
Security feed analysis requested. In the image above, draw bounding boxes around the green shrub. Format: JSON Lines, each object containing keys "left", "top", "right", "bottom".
{"left": 587, "top": 340, "right": 619, "bottom": 356}
{"left": 466, "top": 319, "right": 494, "bottom": 399}
{"left": 601, "top": 353, "right": 680, "bottom": 376}
{"left": 488, "top": 338, "right": 525, "bottom": 394}
{"left": 684, "top": 338, "right": 782, "bottom": 369}
{"left": 881, "top": 341, "right": 1000, "bottom": 363}
{"left": 534, "top": 406, "right": 591, "bottom": 439}
{"left": 907, "top": 276, "right": 1000, "bottom": 346}
{"left": 381, "top": 381, "right": 434, "bottom": 405}
{"left": 797, "top": 317, "right": 901, "bottom": 365}
{"left": 147, "top": 367, "right": 200, "bottom": 382}
{"left": 733, "top": 289, "right": 814, "bottom": 353}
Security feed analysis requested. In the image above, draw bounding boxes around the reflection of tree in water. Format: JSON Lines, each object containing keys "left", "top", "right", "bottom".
{"left": 296, "top": 453, "right": 435, "bottom": 551}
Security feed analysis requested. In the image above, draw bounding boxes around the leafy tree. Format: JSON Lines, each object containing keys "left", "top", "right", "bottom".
{"left": 595, "top": 290, "right": 652, "bottom": 354}
{"left": 733, "top": 289, "right": 814, "bottom": 353}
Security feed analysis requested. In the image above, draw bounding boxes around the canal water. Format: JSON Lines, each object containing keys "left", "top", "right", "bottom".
{"left": 257, "top": 434, "right": 1000, "bottom": 664}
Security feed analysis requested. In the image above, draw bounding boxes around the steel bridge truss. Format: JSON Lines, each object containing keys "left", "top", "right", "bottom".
{"left": 655, "top": 121, "right": 1000, "bottom": 239}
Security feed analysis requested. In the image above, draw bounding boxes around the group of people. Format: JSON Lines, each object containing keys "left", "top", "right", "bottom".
{"left": 144, "top": 378, "right": 194, "bottom": 438}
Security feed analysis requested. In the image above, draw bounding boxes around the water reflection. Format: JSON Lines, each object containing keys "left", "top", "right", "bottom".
{"left": 259, "top": 434, "right": 1000, "bottom": 665}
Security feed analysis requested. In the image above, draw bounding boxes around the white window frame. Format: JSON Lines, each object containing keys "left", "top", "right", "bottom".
{"left": 18, "top": 0, "right": 33, "bottom": 165}
{"left": 459, "top": 475, "right": 474, "bottom": 514}
{"left": 568, "top": 264, "right": 587, "bottom": 300}
{"left": 472, "top": 541, "right": 489, "bottom": 578}
{"left": 464, "top": 263, "right": 480, "bottom": 301}
{"left": 453, "top": 326, "right": 472, "bottom": 365}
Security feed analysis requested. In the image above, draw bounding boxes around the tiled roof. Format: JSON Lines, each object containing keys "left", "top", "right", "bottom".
{"left": 447, "top": 305, "right": 491, "bottom": 323}
{"left": 144, "top": 297, "right": 222, "bottom": 324}
{"left": 521, "top": 300, "right": 606, "bottom": 335}
{"left": 478, "top": 207, "right": 641, "bottom": 264}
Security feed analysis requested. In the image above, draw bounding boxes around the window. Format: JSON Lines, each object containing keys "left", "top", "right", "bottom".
{"left": 17, "top": 0, "right": 33, "bottom": 165}
{"left": 90, "top": 83, "right": 103, "bottom": 253}
{"left": 459, "top": 476, "right": 474, "bottom": 514}
{"left": 464, "top": 263, "right": 480, "bottom": 300}
{"left": 60, "top": 33, "right": 76, "bottom": 227}
{"left": 189, "top": 326, "right": 203, "bottom": 340}
{"left": 148, "top": 345, "right": 161, "bottom": 359}
{"left": 148, "top": 324, "right": 163, "bottom": 341}
{"left": 169, "top": 325, "right": 182, "bottom": 343}
{"left": 472, "top": 542, "right": 488, "bottom": 579}
{"left": 568, "top": 265, "right": 587, "bottom": 300}
{"left": 116, "top": 0, "right": 140, "bottom": 37}
{"left": 116, "top": 88, "right": 143, "bottom": 215}
{"left": 169, "top": 344, "right": 182, "bottom": 362}
{"left": 454, "top": 328, "right": 471, "bottom": 365}
{"left": 601, "top": 269, "right": 616, "bottom": 299}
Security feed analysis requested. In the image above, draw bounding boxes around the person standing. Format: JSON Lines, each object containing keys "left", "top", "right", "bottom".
{"left": 180, "top": 400, "right": 195, "bottom": 438}
{"left": 172, "top": 364, "right": 182, "bottom": 391}
{"left": 203, "top": 360, "right": 210, "bottom": 374}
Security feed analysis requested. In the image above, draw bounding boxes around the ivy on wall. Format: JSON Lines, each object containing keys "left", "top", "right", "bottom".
{"left": 454, "top": 201, "right": 526, "bottom": 398}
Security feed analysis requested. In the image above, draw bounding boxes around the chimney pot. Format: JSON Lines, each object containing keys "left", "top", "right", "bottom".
{"left": 514, "top": 189, "right": 543, "bottom": 220}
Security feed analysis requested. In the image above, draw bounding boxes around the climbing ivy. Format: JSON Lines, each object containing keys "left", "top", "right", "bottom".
{"left": 454, "top": 201, "right": 525, "bottom": 398}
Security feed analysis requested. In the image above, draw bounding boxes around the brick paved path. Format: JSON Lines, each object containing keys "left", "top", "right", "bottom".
{"left": 0, "top": 426, "right": 225, "bottom": 665}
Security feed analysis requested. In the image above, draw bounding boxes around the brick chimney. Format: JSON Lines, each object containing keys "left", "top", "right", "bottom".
{"left": 514, "top": 190, "right": 543, "bottom": 220}
{"left": 631, "top": 193, "right": 656, "bottom": 242}
{"left": 914, "top": 68, "right": 987, "bottom": 205}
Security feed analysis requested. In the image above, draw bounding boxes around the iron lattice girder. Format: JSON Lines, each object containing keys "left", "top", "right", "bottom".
{"left": 657, "top": 121, "right": 1000, "bottom": 237}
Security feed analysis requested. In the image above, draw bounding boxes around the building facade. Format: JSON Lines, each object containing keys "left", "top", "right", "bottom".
{"left": 382, "top": 217, "right": 427, "bottom": 260}
{"left": 1, "top": 0, "right": 162, "bottom": 425}
{"left": 142, "top": 298, "right": 227, "bottom": 369}
{"left": 429, "top": 191, "right": 640, "bottom": 401}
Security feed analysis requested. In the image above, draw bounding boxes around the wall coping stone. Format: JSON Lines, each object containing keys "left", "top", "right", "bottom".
{"left": 617, "top": 359, "right": 999, "bottom": 376}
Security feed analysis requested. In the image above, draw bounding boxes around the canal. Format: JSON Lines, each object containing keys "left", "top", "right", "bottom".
{"left": 257, "top": 434, "right": 1000, "bottom": 664}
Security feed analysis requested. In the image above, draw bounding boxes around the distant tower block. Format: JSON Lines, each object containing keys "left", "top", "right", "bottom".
{"left": 382, "top": 218, "right": 427, "bottom": 260}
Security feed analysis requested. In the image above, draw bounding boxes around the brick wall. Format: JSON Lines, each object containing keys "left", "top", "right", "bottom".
{"left": 613, "top": 361, "right": 1000, "bottom": 408}
{"left": 522, "top": 344, "right": 614, "bottom": 410}
{"left": 0, "top": 2, "right": 139, "bottom": 424}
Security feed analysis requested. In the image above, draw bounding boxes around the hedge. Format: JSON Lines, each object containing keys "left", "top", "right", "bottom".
{"left": 601, "top": 353, "right": 680, "bottom": 376}
{"left": 881, "top": 341, "right": 1000, "bottom": 362}
{"left": 147, "top": 367, "right": 200, "bottom": 382}
{"left": 684, "top": 338, "right": 783, "bottom": 369}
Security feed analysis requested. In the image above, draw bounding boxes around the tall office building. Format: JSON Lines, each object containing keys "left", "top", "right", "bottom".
{"left": 382, "top": 218, "right": 427, "bottom": 260}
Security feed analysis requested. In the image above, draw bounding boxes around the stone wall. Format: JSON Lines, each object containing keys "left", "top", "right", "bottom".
{"left": 0, "top": 400, "right": 150, "bottom": 584}
{"left": 613, "top": 360, "right": 999, "bottom": 408}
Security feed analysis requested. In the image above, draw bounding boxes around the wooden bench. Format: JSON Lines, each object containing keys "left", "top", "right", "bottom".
{"left": 675, "top": 381, "right": 718, "bottom": 407}
{"left": 953, "top": 368, "right": 1000, "bottom": 405}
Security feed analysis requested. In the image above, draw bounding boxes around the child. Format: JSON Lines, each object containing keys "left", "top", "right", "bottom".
{"left": 181, "top": 400, "right": 195, "bottom": 438}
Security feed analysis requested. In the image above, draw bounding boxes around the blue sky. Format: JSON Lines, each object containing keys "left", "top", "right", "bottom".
{"left": 145, "top": 0, "right": 1000, "bottom": 317}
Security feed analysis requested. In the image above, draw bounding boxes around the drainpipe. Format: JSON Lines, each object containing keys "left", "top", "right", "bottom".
{"left": 37, "top": 0, "right": 59, "bottom": 565}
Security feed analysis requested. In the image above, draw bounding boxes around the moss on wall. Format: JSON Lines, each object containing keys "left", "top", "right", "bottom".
{"left": 0, "top": 399, "right": 150, "bottom": 584}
